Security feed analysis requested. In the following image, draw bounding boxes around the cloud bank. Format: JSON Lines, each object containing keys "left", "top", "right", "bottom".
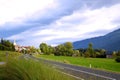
{"left": 0, "top": 0, "right": 120, "bottom": 47}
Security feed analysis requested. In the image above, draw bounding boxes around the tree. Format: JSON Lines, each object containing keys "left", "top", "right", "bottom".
{"left": 115, "top": 51, "right": 120, "bottom": 62}
{"left": 0, "top": 38, "right": 15, "bottom": 51}
{"left": 116, "top": 51, "right": 120, "bottom": 56}
{"left": 84, "top": 51, "right": 90, "bottom": 58}
{"left": 30, "top": 46, "right": 37, "bottom": 53}
{"left": 39, "top": 43, "right": 49, "bottom": 55}
{"left": 36, "top": 49, "right": 41, "bottom": 54}
{"left": 54, "top": 42, "right": 74, "bottom": 56}
{"left": 115, "top": 56, "right": 120, "bottom": 62}
{"left": 112, "top": 51, "right": 117, "bottom": 58}
{"left": 85, "top": 43, "right": 95, "bottom": 58}
{"left": 48, "top": 46, "right": 55, "bottom": 54}
{"left": 54, "top": 44, "right": 65, "bottom": 56}
{"left": 64, "top": 42, "right": 73, "bottom": 49}
{"left": 64, "top": 42, "right": 74, "bottom": 56}
{"left": 72, "top": 50, "right": 80, "bottom": 57}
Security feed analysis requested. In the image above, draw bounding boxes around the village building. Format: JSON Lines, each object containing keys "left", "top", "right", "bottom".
{"left": 105, "top": 51, "right": 113, "bottom": 58}
{"left": 13, "top": 40, "right": 30, "bottom": 52}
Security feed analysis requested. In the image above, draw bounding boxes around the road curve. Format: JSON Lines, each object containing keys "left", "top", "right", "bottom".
{"left": 29, "top": 55, "right": 120, "bottom": 80}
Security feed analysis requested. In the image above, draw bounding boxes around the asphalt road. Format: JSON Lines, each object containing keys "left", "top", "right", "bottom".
{"left": 28, "top": 55, "right": 120, "bottom": 80}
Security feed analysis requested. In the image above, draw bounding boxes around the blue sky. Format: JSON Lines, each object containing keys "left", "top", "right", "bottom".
{"left": 0, "top": 0, "right": 120, "bottom": 47}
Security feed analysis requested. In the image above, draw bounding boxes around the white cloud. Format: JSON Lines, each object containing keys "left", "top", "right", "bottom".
{"left": 6, "top": 3, "right": 120, "bottom": 47}
{"left": 54, "top": 3, "right": 120, "bottom": 34}
{"left": 0, "top": 0, "right": 55, "bottom": 25}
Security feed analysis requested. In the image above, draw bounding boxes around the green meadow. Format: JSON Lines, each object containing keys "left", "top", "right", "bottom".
{"left": 37, "top": 54, "right": 120, "bottom": 73}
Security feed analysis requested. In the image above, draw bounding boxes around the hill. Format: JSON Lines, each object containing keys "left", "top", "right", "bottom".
{"left": 73, "top": 28, "right": 120, "bottom": 51}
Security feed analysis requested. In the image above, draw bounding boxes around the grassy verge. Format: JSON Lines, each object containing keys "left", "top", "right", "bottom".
{"left": 0, "top": 51, "right": 21, "bottom": 61}
{"left": 36, "top": 54, "right": 120, "bottom": 73}
{"left": 0, "top": 57, "right": 75, "bottom": 80}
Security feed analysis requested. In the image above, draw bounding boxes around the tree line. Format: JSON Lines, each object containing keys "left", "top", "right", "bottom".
{"left": 39, "top": 42, "right": 105, "bottom": 58}
{"left": 39, "top": 42, "right": 74, "bottom": 56}
{"left": 39, "top": 42, "right": 120, "bottom": 59}
{"left": 0, "top": 38, "right": 15, "bottom": 51}
{"left": 0, "top": 38, "right": 119, "bottom": 62}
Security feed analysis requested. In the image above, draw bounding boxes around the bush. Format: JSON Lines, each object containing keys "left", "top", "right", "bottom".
{"left": 115, "top": 56, "right": 120, "bottom": 62}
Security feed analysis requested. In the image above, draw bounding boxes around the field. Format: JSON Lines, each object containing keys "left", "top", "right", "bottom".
{"left": 0, "top": 51, "right": 75, "bottom": 80}
{"left": 37, "top": 54, "right": 120, "bottom": 73}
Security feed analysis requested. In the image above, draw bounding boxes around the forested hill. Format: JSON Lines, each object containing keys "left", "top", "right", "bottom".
{"left": 73, "top": 28, "right": 120, "bottom": 51}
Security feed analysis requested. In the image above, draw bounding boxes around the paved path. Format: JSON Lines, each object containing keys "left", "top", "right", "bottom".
{"left": 28, "top": 55, "right": 120, "bottom": 80}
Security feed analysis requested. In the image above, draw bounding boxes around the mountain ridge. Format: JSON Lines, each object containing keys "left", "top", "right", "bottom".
{"left": 73, "top": 28, "right": 120, "bottom": 51}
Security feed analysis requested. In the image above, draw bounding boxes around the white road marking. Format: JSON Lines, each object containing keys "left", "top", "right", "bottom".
{"left": 57, "top": 70, "right": 84, "bottom": 80}
{"left": 53, "top": 64, "right": 116, "bottom": 80}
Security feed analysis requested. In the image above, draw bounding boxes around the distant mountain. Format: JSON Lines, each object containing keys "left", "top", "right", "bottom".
{"left": 73, "top": 28, "right": 120, "bottom": 51}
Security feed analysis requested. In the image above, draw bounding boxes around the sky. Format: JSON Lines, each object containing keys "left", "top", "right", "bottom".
{"left": 0, "top": 0, "right": 120, "bottom": 47}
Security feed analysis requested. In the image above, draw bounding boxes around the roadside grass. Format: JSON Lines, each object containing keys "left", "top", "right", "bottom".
{"left": 36, "top": 54, "right": 120, "bottom": 73}
{"left": 0, "top": 51, "right": 21, "bottom": 61}
{"left": 0, "top": 51, "right": 75, "bottom": 80}
{"left": 0, "top": 58, "right": 75, "bottom": 80}
{"left": 0, "top": 65, "right": 5, "bottom": 80}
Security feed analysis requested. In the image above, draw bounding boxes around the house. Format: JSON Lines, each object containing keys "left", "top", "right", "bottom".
{"left": 105, "top": 51, "right": 113, "bottom": 58}
{"left": 13, "top": 40, "right": 30, "bottom": 52}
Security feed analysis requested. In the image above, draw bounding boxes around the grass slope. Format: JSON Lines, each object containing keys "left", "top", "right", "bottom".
{"left": 0, "top": 51, "right": 75, "bottom": 80}
{"left": 38, "top": 55, "right": 120, "bottom": 73}
{"left": 0, "top": 51, "right": 21, "bottom": 61}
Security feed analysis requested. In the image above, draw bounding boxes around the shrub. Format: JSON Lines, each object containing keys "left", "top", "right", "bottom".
{"left": 115, "top": 56, "right": 120, "bottom": 62}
